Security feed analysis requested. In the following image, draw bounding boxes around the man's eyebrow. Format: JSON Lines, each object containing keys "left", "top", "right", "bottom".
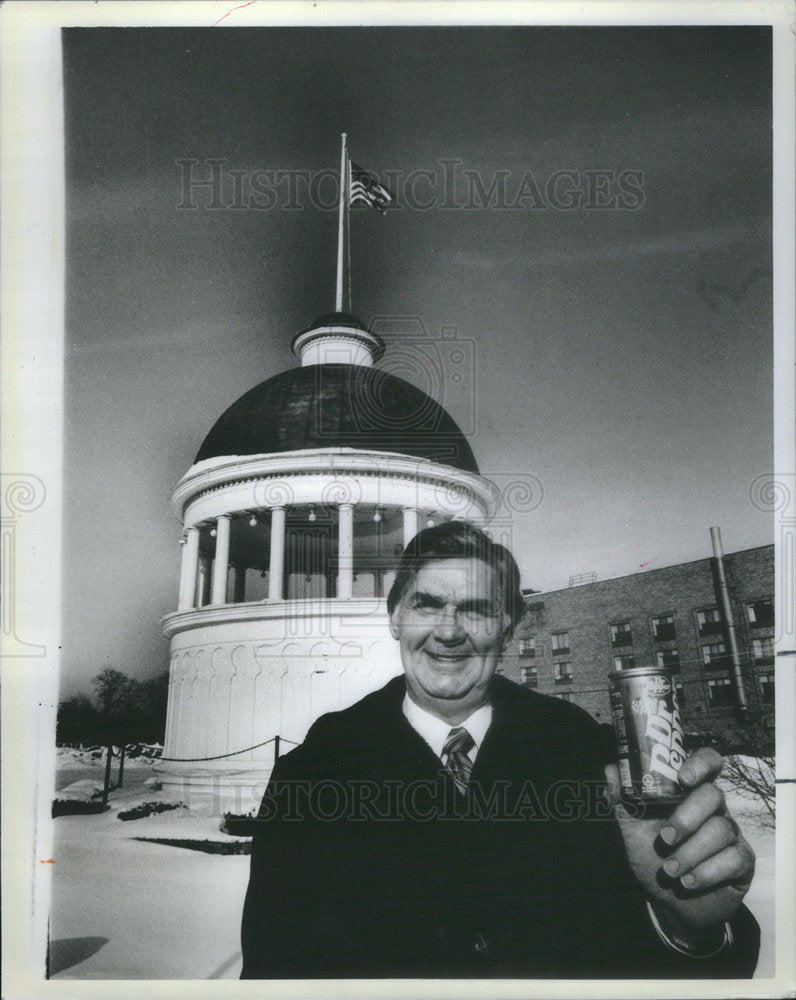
{"left": 407, "top": 590, "right": 446, "bottom": 606}
{"left": 458, "top": 598, "right": 499, "bottom": 614}
{"left": 407, "top": 592, "right": 499, "bottom": 613}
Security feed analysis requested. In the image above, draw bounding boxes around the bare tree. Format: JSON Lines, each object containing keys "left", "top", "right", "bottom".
{"left": 721, "top": 753, "right": 775, "bottom": 824}
{"left": 713, "top": 711, "right": 775, "bottom": 828}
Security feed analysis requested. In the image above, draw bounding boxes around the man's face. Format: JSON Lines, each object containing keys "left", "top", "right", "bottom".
{"left": 389, "top": 558, "right": 511, "bottom": 721}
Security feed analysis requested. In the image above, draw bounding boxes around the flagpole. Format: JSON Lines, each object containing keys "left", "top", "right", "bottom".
{"left": 346, "top": 155, "right": 352, "bottom": 312}
{"left": 335, "top": 132, "right": 347, "bottom": 312}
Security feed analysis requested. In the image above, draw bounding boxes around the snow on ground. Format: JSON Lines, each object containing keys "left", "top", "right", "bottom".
{"left": 49, "top": 822, "right": 249, "bottom": 979}
{"left": 717, "top": 777, "right": 775, "bottom": 978}
{"left": 49, "top": 760, "right": 249, "bottom": 979}
{"left": 48, "top": 754, "right": 776, "bottom": 980}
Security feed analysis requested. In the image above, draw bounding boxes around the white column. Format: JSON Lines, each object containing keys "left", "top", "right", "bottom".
{"left": 211, "top": 514, "right": 231, "bottom": 605}
{"left": 402, "top": 507, "right": 419, "bottom": 549}
{"left": 178, "top": 526, "right": 200, "bottom": 611}
{"left": 337, "top": 503, "right": 354, "bottom": 599}
{"left": 268, "top": 506, "right": 286, "bottom": 601}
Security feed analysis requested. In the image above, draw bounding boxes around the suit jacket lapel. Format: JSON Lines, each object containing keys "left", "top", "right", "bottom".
{"left": 470, "top": 677, "right": 549, "bottom": 788}
{"left": 366, "top": 676, "right": 446, "bottom": 781}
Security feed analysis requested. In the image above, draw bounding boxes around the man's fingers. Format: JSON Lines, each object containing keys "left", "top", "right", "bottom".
{"left": 668, "top": 840, "right": 756, "bottom": 892}
{"left": 604, "top": 748, "right": 723, "bottom": 811}
{"left": 659, "top": 782, "right": 726, "bottom": 847}
{"left": 677, "top": 747, "right": 723, "bottom": 789}
{"left": 661, "top": 814, "right": 739, "bottom": 881}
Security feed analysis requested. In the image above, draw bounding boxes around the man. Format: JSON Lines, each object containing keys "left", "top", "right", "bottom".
{"left": 241, "top": 522, "right": 759, "bottom": 978}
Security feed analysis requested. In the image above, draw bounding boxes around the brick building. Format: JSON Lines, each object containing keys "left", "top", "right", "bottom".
{"left": 502, "top": 542, "right": 775, "bottom": 747}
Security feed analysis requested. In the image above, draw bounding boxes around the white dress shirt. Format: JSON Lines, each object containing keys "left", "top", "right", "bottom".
{"left": 402, "top": 693, "right": 492, "bottom": 766}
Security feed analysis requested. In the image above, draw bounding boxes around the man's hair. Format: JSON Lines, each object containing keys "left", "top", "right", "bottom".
{"left": 386, "top": 520, "right": 524, "bottom": 631}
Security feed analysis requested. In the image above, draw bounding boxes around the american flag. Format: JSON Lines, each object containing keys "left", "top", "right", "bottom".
{"left": 349, "top": 162, "right": 393, "bottom": 214}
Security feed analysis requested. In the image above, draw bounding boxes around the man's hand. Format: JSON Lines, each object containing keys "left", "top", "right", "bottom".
{"left": 605, "top": 748, "right": 755, "bottom": 938}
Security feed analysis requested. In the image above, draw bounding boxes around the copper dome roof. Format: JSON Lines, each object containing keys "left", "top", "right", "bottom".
{"left": 194, "top": 364, "right": 478, "bottom": 473}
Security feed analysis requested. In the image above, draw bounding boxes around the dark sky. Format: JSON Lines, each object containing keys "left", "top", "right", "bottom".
{"left": 61, "top": 25, "right": 773, "bottom": 696}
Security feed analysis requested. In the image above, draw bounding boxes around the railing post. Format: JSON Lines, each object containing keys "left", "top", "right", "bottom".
{"left": 102, "top": 745, "right": 113, "bottom": 805}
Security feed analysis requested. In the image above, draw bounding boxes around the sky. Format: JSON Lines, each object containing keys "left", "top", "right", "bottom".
{"left": 60, "top": 24, "right": 774, "bottom": 697}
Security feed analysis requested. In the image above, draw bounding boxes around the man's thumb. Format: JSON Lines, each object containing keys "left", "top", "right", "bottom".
{"left": 604, "top": 763, "right": 622, "bottom": 809}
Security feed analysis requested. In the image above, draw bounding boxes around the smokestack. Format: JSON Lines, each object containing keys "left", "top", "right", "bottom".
{"left": 710, "top": 527, "right": 748, "bottom": 713}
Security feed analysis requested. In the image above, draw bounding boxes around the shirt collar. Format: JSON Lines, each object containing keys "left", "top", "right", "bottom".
{"left": 402, "top": 691, "right": 493, "bottom": 761}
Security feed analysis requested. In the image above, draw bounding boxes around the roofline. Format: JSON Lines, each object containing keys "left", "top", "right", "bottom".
{"left": 525, "top": 542, "right": 774, "bottom": 600}
{"left": 171, "top": 447, "right": 500, "bottom": 522}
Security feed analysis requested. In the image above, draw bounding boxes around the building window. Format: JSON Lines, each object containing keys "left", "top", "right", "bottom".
{"left": 613, "top": 655, "right": 636, "bottom": 671}
{"left": 519, "top": 637, "right": 537, "bottom": 659}
{"left": 556, "top": 691, "right": 573, "bottom": 702}
{"left": 553, "top": 661, "right": 572, "bottom": 684}
{"left": 674, "top": 681, "right": 686, "bottom": 707}
{"left": 747, "top": 599, "right": 774, "bottom": 629}
{"left": 759, "top": 672, "right": 775, "bottom": 703}
{"left": 707, "top": 677, "right": 735, "bottom": 707}
{"left": 697, "top": 607, "right": 724, "bottom": 636}
{"left": 702, "top": 642, "right": 728, "bottom": 667}
{"left": 652, "top": 614, "right": 676, "bottom": 642}
{"left": 656, "top": 649, "right": 681, "bottom": 671}
{"left": 551, "top": 631, "right": 570, "bottom": 655}
{"left": 520, "top": 666, "right": 538, "bottom": 688}
{"left": 752, "top": 637, "right": 775, "bottom": 665}
{"left": 525, "top": 601, "right": 546, "bottom": 629}
{"left": 611, "top": 621, "right": 633, "bottom": 647}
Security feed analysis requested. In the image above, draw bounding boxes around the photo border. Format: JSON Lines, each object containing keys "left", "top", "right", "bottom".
{"left": 2, "top": 2, "right": 793, "bottom": 998}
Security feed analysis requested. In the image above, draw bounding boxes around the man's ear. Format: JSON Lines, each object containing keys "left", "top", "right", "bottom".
{"left": 388, "top": 616, "right": 400, "bottom": 640}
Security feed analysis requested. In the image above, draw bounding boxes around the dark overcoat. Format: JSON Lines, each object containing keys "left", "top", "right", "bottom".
{"left": 241, "top": 675, "right": 759, "bottom": 978}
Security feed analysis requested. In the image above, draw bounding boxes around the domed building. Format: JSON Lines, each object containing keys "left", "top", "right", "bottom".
{"left": 156, "top": 312, "right": 499, "bottom": 811}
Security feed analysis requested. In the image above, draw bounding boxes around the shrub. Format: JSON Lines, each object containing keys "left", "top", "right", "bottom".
{"left": 220, "top": 812, "right": 256, "bottom": 837}
{"left": 52, "top": 800, "right": 109, "bottom": 818}
{"left": 117, "top": 801, "right": 185, "bottom": 822}
{"left": 134, "top": 837, "right": 252, "bottom": 855}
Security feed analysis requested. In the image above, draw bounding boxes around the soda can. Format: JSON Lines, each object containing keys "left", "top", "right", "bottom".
{"left": 608, "top": 666, "right": 686, "bottom": 804}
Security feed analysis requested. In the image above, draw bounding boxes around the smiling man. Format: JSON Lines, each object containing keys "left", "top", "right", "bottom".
{"left": 390, "top": 555, "right": 512, "bottom": 721}
{"left": 241, "top": 521, "right": 759, "bottom": 979}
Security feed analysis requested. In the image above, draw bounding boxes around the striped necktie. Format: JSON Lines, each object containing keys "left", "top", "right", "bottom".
{"left": 443, "top": 726, "right": 475, "bottom": 795}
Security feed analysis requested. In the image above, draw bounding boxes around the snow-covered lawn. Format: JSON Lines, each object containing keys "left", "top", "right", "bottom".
{"left": 50, "top": 749, "right": 249, "bottom": 979}
{"left": 48, "top": 749, "right": 775, "bottom": 980}
{"left": 716, "top": 766, "right": 775, "bottom": 979}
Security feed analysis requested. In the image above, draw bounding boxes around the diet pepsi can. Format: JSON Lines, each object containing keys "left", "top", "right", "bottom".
{"left": 609, "top": 666, "right": 686, "bottom": 805}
